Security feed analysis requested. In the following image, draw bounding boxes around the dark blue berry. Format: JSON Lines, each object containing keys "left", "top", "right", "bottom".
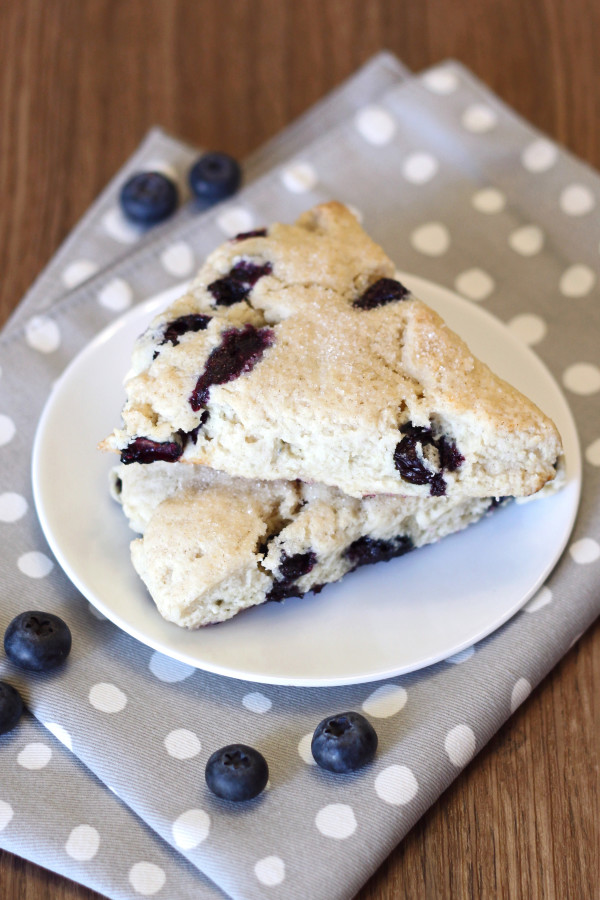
{"left": 4, "top": 612, "right": 72, "bottom": 672}
{"left": 0, "top": 681, "right": 24, "bottom": 734}
{"left": 161, "top": 314, "right": 211, "bottom": 347}
{"left": 208, "top": 261, "right": 273, "bottom": 307}
{"left": 120, "top": 437, "right": 183, "bottom": 465}
{"left": 266, "top": 550, "right": 317, "bottom": 602}
{"left": 344, "top": 534, "right": 413, "bottom": 569}
{"left": 205, "top": 744, "right": 268, "bottom": 802}
{"left": 353, "top": 278, "right": 410, "bottom": 310}
{"left": 393, "top": 421, "right": 463, "bottom": 497}
{"left": 120, "top": 172, "right": 178, "bottom": 225}
{"left": 311, "top": 711, "right": 378, "bottom": 773}
{"left": 189, "top": 152, "right": 242, "bottom": 204}
{"left": 232, "top": 229, "right": 267, "bottom": 242}
{"left": 189, "top": 324, "right": 274, "bottom": 410}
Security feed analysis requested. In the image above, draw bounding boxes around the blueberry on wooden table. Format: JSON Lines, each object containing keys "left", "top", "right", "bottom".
{"left": 120, "top": 171, "right": 179, "bottom": 225}
{"left": 0, "top": 682, "right": 24, "bottom": 735}
{"left": 4, "top": 611, "right": 72, "bottom": 671}
{"left": 205, "top": 744, "right": 269, "bottom": 801}
{"left": 311, "top": 711, "right": 378, "bottom": 773}
{"left": 189, "top": 152, "right": 242, "bottom": 204}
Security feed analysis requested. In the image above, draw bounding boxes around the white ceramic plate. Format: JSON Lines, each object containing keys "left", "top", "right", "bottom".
{"left": 32, "top": 274, "right": 581, "bottom": 686}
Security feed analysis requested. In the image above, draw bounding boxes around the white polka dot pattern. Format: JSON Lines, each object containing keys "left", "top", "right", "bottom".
{"left": 98, "top": 278, "right": 133, "bottom": 312}
{"left": 149, "top": 652, "right": 195, "bottom": 683}
{"left": 508, "top": 225, "right": 544, "bottom": 256}
{"left": 216, "top": 206, "right": 254, "bottom": 237}
{"left": 315, "top": 804, "right": 357, "bottom": 839}
{"left": 280, "top": 161, "right": 318, "bottom": 193}
{"left": 17, "top": 551, "right": 54, "bottom": 578}
{"left": 562, "top": 363, "right": 600, "bottom": 395}
{"left": 569, "top": 538, "right": 600, "bottom": 564}
{"left": 160, "top": 241, "right": 195, "bottom": 277}
{"left": 0, "top": 492, "right": 28, "bottom": 522}
{"left": 521, "top": 139, "right": 558, "bottom": 173}
{"left": 65, "top": 824, "right": 100, "bottom": 861}
{"left": 402, "top": 152, "right": 439, "bottom": 184}
{"left": 375, "top": 765, "right": 418, "bottom": 805}
{"left": 446, "top": 646, "right": 475, "bottom": 664}
{"left": 585, "top": 438, "right": 600, "bottom": 466}
{"left": 462, "top": 104, "right": 497, "bottom": 133}
{"left": 242, "top": 692, "right": 272, "bottom": 714}
{"left": 423, "top": 67, "right": 459, "bottom": 95}
{"left": 172, "top": 808, "right": 210, "bottom": 849}
{"left": 362, "top": 683, "right": 407, "bottom": 718}
{"left": 507, "top": 314, "right": 547, "bottom": 346}
{"left": 102, "top": 208, "right": 141, "bottom": 244}
{"left": 298, "top": 732, "right": 317, "bottom": 766}
{"left": 164, "top": 729, "right": 201, "bottom": 760}
{"left": 524, "top": 586, "right": 552, "bottom": 613}
{"left": 510, "top": 678, "right": 532, "bottom": 712}
{"left": 559, "top": 264, "right": 596, "bottom": 297}
{"left": 444, "top": 724, "right": 476, "bottom": 767}
{"left": 254, "top": 856, "right": 286, "bottom": 886}
{"left": 455, "top": 268, "right": 495, "bottom": 301}
{"left": 354, "top": 106, "right": 396, "bottom": 145}
{"left": 0, "top": 415, "right": 16, "bottom": 446}
{"left": 471, "top": 187, "right": 506, "bottom": 213}
{"left": 62, "top": 259, "right": 99, "bottom": 288}
{"left": 410, "top": 222, "right": 450, "bottom": 256}
{"left": 128, "top": 861, "right": 166, "bottom": 895}
{"left": 560, "top": 184, "right": 595, "bottom": 216}
{"left": 25, "top": 316, "right": 61, "bottom": 353}
{"left": 0, "top": 800, "right": 14, "bottom": 831}
{"left": 143, "top": 158, "right": 179, "bottom": 181}
{"left": 17, "top": 742, "right": 53, "bottom": 770}
{"left": 89, "top": 683, "right": 127, "bottom": 714}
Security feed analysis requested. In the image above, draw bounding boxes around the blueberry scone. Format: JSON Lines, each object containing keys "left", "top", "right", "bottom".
{"left": 102, "top": 203, "right": 562, "bottom": 500}
{"left": 111, "top": 462, "right": 504, "bottom": 628}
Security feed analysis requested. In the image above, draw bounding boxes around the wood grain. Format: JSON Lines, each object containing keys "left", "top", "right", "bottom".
{"left": 0, "top": 1, "right": 598, "bottom": 898}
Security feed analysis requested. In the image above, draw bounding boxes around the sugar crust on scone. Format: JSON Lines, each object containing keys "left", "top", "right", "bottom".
{"left": 102, "top": 202, "right": 563, "bottom": 500}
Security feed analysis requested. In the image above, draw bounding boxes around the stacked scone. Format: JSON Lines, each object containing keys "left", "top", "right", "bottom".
{"left": 103, "top": 203, "right": 563, "bottom": 628}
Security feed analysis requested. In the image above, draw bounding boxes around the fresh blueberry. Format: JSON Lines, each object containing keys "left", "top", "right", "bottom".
{"left": 0, "top": 682, "right": 24, "bottom": 735}
{"left": 311, "top": 711, "right": 378, "bottom": 773}
{"left": 120, "top": 171, "right": 179, "bottom": 225}
{"left": 4, "top": 611, "right": 72, "bottom": 672}
{"left": 189, "top": 152, "right": 242, "bottom": 204}
{"left": 205, "top": 744, "right": 269, "bottom": 802}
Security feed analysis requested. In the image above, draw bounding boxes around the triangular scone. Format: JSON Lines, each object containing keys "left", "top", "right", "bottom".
{"left": 102, "top": 203, "right": 562, "bottom": 499}
{"left": 111, "top": 462, "right": 503, "bottom": 629}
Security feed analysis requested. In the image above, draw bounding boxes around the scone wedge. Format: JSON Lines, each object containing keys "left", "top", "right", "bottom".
{"left": 112, "top": 462, "right": 505, "bottom": 628}
{"left": 102, "top": 203, "right": 562, "bottom": 500}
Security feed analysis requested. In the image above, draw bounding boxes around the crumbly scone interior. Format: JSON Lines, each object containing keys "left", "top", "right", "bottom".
{"left": 113, "top": 462, "right": 498, "bottom": 629}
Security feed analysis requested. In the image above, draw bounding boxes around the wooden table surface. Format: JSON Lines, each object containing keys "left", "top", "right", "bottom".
{"left": 0, "top": 1, "right": 598, "bottom": 898}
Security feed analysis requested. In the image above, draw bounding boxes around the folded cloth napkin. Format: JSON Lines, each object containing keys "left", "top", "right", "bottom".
{"left": 1, "top": 52, "right": 599, "bottom": 900}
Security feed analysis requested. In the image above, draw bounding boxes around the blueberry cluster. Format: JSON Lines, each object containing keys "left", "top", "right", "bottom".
{"left": 0, "top": 609, "right": 379, "bottom": 800}
{"left": 120, "top": 152, "right": 242, "bottom": 226}
{"left": 0, "top": 610, "right": 72, "bottom": 736}
{"left": 205, "top": 710, "right": 378, "bottom": 803}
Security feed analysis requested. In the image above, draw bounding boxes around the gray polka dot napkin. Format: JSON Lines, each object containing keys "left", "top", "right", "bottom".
{"left": 1, "top": 53, "right": 599, "bottom": 900}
